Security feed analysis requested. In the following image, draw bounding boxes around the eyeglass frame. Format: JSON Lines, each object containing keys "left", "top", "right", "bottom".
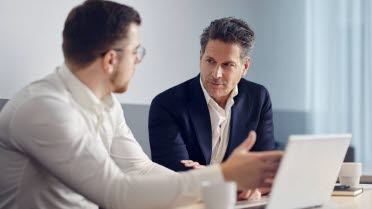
{"left": 100, "top": 45, "right": 146, "bottom": 63}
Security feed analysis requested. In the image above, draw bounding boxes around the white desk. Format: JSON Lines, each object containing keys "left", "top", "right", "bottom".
{"left": 321, "top": 184, "right": 372, "bottom": 209}
{"left": 176, "top": 184, "right": 372, "bottom": 209}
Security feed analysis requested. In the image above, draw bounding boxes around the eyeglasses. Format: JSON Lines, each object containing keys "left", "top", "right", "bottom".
{"left": 100, "top": 45, "right": 146, "bottom": 63}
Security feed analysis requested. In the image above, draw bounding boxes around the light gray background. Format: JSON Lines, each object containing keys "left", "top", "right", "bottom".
{"left": 0, "top": 0, "right": 309, "bottom": 157}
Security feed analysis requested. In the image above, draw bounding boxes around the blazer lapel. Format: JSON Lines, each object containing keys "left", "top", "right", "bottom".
{"left": 187, "top": 76, "right": 212, "bottom": 164}
{"left": 224, "top": 90, "right": 249, "bottom": 161}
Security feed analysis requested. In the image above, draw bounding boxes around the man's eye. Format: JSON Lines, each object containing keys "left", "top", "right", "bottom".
{"left": 206, "top": 59, "right": 214, "bottom": 63}
{"left": 223, "top": 63, "right": 235, "bottom": 67}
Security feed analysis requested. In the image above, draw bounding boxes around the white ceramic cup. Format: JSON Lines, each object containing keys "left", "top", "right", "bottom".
{"left": 201, "top": 181, "right": 237, "bottom": 209}
{"left": 339, "top": 162, "right": 362, "bottom": 188}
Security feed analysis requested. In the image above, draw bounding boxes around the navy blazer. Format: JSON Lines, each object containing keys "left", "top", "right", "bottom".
{"left": 149, "top": 75, "right": 275, "bottom": 171}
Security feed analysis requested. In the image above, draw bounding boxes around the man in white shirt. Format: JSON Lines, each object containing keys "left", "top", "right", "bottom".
{"left": 0, "top": 1, "right": 282, "bottom": 209}
{"left": 149, "top": 17, "right": 275, "bottom": 199}
{"left": 149, "top": 17, "right": 276, "bottom": 171}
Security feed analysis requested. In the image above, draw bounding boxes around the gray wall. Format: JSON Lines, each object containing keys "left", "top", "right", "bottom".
{"left": 121, "top": 104, "right": 151, "bottom": 156}
{"left": 0, "top": 99, "right": 307, "bottom": 157}
{"left": 122, "top": 105, "right": 309, "bottom": 156}
{"left": 3, "top": 100, "right": 355, "bottom": 161}
{"left": 123, "top": 107, "right": 310, "bottom": 155}
{"left": 245, "top": 0, "right": 307, "bottom": 111}
{"left": 0, "top": 0, "right": 308, "bottom": 111}
{"left": 0, "top": 0, "right": 310, "bottom": 157}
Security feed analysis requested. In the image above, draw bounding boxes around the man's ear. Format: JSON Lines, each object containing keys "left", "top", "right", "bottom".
{"left": 199, "top": 50, "right": 203, "bottom": 64}
{"left": 101, "top": 50, "right": 117, "bottom": 75}
{"left": 242, "top": 57, "right": 251, "bottom": 77}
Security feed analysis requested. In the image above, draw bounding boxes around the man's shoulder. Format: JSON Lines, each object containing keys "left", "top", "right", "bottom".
{"left": 25, "top": 73, "right": 69, "bottom": 100}
{"left": 238, "top": 78, "right": 270, "bottom": 96}
{"left": 4, "top": 73, "right": 72, "bottom": 119}
{"left": 152, "top": 76, "right": 198, "bottom": 105}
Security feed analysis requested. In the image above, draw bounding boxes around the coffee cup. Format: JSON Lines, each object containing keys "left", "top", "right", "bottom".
{"left": 339, "top": 162, "right": 362, "bottom": 188}
{"left": 201, "top": 181, "right": 237, "bottom": 209}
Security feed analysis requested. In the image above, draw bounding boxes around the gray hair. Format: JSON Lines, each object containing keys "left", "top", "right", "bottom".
{"left": 200, "top": 17, "right": 255, "bottom": 61}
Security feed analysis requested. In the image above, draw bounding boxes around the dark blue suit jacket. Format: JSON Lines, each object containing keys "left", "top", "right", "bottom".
{"left": 149, "top": 75, "right": 275, "bottom": 171}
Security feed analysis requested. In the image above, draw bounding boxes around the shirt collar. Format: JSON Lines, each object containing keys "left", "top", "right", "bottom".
{"left": 57, "top": 63, "right": 114, "bottom": 114}
{"left": 199, "top": 78, "right": 238, "bottom": 110}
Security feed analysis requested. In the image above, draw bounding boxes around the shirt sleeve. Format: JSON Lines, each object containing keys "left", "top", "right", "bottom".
{"left": 9, "top": 96, "right": 224, "bottom": 209}
{"left": 110, "top": 100, "right": 174, "bottom": 176}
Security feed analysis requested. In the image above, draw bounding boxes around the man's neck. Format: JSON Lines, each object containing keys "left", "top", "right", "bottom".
{"left": 212, "top": 94, "right": 230, "bottom": 109}
{"left": 66, "top": 62, "right": 111, "bottom": 100}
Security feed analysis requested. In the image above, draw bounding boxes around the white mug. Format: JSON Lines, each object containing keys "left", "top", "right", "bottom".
{"left": 202, "top": 181, "right": 237, "bottom": 209}
{"left": 339, "top": 162, "right": 362, "bottom": 188}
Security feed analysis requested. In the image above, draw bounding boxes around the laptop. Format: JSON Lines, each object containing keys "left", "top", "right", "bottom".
{"left": 237, "top": 134, "right": 352, "bottom": 209}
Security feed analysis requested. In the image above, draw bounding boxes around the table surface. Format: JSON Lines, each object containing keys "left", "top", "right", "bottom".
{"left": 176, "top": 184, "right": 372, "bottom": 209}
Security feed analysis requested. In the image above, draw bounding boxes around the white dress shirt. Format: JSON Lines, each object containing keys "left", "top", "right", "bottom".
{"left": 0, "top": 64, "right": 224, "bottom": 209}
{"left": 200, "top": 79, "right": 238, "bottom": 164}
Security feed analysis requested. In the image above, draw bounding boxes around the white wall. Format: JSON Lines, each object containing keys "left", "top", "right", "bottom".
{"left": 246, "top": 0, "right": 306, "bottom": 111}
{"left": 0, "top": 0, "right": 307, "bottom": 111}
{"left": 0, "top": 1, "right": 72, "bottom": 99}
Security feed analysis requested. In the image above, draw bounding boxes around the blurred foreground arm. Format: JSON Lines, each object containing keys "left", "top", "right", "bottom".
{"left": 221, "top": 131, "right": 282, "bottom": 190}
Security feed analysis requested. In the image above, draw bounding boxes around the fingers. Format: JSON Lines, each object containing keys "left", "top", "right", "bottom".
{"left": 238, "top": 189, "right": 261, "bottom": 200}
{"left": 259, "top": 186, "right": 272, "bottom": 193}
{"left": 262, "top": 161, "right": 281, "bottom": 173}
{"left": 180, "top": 160, "right": 194, "bottom": 168}
{"left": 249, "top": 189, "right": 261, "bottom": 200}
{"left": 261, "top": 182, "right": 273, "bottom": 188}
{"left": 259, "top": 177, "right": 275, "bottom": 188}
{"left": 263, "top": 178, "right": 274, "bottom": 184}
{"left": 258, "top": 187, "right": 271, "bottom": 195}
{"left": 246, "top": 189, "right": 255, "bottom": 200}
{"left": 262, "top": 171, "right": 276, "bottom": 179}
{"left": 257, "top": 151, "right": 283, "bottom": 162}
{"left": 180, "top": 160, "right": 203, "bottom": 169}
{"left": 260, "top": 161, "right": 280, "bottom": 186}
{"left": 236, "top": 131, "right": 257, "bottom": 152}
{"left": 180, "top": 160, "right": 193, "bottom": 163}
{"left": 238, "top": 189, "right": 252, "bottom": 200}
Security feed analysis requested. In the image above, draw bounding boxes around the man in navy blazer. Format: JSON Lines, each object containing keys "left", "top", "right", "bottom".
{"left": 149, "top": 17, "right": 276, "bottom": 172}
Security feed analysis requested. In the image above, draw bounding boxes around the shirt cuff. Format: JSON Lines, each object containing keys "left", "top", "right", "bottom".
{"left": 168, "top": 164, "right": 225, "bottom": 207}
{"left": 191, "top": 164, "right": 225, "bottom": 185}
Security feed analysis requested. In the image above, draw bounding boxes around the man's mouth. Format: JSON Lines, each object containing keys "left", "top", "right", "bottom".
{"left": 209, "top": 80, "right": 224, "bottom": 85}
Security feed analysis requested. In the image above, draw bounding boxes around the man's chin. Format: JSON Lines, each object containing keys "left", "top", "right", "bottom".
{"left": 208, "top": 90, "right": 225, "bottom": 98}
{"left": 113, "top": 84, "right": 128, "bottom": 94}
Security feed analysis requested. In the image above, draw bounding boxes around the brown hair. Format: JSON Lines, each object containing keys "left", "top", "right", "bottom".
{"left": 200, "top": 17, "right": 254, "bottom": 60}
{"left": 62, "top": 0, "right": 141, "bottom": 68}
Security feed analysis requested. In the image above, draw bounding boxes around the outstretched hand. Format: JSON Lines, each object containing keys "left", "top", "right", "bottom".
{"left": 221, "top": 131, "right": 282, "bottom": 190}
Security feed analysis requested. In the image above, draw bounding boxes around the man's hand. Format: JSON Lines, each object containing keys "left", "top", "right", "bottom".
{"left": 180, "top": 160, "right": 205, "bottom": 169}
{"left": 237, "top": 187, "right": 271, "bottom": 201}
{"left": 221, "top": 131, "right": 282, "bottom": 191}
{"left": 258, "top": 187, "right": 271, "bottom": 195}
{"left": 238, "top": 188, "right": 261, "bottom": 201}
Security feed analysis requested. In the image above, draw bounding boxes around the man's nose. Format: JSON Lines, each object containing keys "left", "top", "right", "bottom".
{"left": 212, "top": 65, "right": 223, "bottom": 78}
